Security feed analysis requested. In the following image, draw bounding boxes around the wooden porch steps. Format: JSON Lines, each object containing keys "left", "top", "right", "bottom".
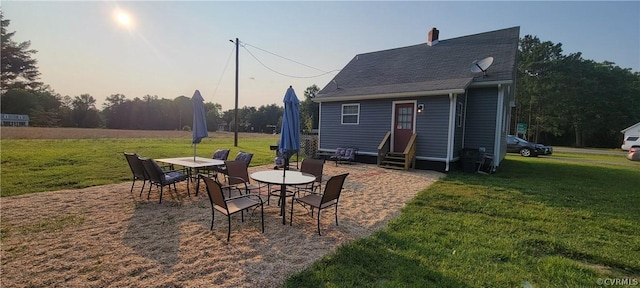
{"left": 379, "top": 152, "right": 406, "bottom": 170}
{"left": 377, "top": 131, "right": 417, "bottom": 171}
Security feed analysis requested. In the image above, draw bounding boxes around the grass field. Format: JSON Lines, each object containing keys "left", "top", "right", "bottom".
{"left": 285, "top": 154, "right": 640, "bottom": 287}
{"left": 2, "top": 127, "right": 639, "bottom": 286}
{"left": 1, "top": 128, "right": 279, "bottom": 196}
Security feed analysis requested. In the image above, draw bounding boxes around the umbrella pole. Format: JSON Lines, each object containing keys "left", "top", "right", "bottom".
{"left": 281, "top": 156, "right": 286, "bottom": 224}
{"left": 194, "top": 144, "right": 196, "bottom": 162}
{"left": 282, "top": 155, "right": 287, "bottom": 178}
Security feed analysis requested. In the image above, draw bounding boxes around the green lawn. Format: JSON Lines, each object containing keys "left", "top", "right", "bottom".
{"left": 285, "top": 154, "right": 640, "bottom": 287}
{"left": 0, "top": 136, "right": 279, "bottom": 197}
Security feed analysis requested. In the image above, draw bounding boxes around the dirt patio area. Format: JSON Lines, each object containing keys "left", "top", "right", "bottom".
{"left": 1, "top": 162, "right": 444, "bottom": 287}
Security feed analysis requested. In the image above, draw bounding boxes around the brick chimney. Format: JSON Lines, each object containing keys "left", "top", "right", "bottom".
{"left": 427, "top": 27, "right": 439, "bottom": 46}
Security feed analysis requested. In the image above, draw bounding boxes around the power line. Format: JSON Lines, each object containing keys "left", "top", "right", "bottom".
{"left": 210, "top": 45, "right": 236, "bottom": 102}
{"left": 242, "top": 45, "right": 340, "bottom": 79}
{"left": 242, "top": 41, "right": 335, "bottom": 74}
{"left": 240, "top": 41, "right": 340, "bottom": 79}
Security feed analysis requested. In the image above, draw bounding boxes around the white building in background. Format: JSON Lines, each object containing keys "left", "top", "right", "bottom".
{"left": 1, "top": 113, "right": 29, "bottom": 127}
{"left": 621, "top": 122, "right": 640, "bottom": 150}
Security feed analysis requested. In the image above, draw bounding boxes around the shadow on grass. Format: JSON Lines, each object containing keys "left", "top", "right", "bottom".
{"left": 285, "top": 236, "right": 468, "bottom": 288}
{"left": 439, "top": 158, "right": 640, "bottom": 276}
{"left": 450, "top": 158, "right": 640, "bottom": 221}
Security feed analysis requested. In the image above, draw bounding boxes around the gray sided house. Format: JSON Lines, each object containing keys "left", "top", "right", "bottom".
{"left": 313, "top": 27, "right": 520, "bottom": 172}
{"left": 1, "top": 113, "right": 30, "bottom": 127}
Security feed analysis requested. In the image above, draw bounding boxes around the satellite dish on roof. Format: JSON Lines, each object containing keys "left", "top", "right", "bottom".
{"left": 471, "top": 56, "right": 494, "bottom": 77}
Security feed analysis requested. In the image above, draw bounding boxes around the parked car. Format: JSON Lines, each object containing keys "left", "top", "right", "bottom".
{"left": 535, "top": 143, "right": 553, "bottom": 155}
{"left": 506, "top": 135, "right": 552, "bottom": 157}
{"left": 622, "top": 136, "right": 640, "bottom": 151}
{"left": 627, "top": 146, "right": 640, "bottom": 161}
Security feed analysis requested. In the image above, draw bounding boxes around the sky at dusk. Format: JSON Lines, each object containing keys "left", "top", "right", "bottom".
{"left": 3, "top": 1, "right": 639, "bottom": 111}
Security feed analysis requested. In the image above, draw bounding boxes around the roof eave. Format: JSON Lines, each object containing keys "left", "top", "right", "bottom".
{"left": 621, "top": 122, "right": 640, "bottom": 133}
{"left": 313, "top": 89, "right": 466, "bottom": 103}
{"left": 468, "top": 79, "right": 513, "bottom": 88}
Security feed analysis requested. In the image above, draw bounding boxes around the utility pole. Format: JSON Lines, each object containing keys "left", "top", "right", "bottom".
{"left": 233, "top": 38, "right": 239, "bottom": 147}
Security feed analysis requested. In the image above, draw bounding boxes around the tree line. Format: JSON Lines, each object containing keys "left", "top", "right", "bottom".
{"left": 515, "top": 35, "right": 640, "bottom": 147}
{"left": 1, "top": 84, "right": 320, "bottom": 134}
{"left": 1, "top": 11, "right": 638, "bottom": 147}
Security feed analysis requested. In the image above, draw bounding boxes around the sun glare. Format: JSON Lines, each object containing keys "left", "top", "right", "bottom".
{"left": 114, "top": 10, "right": 133, "bottom": 28}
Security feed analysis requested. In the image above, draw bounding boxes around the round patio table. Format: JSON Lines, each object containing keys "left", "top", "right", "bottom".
{"left": 250, "top": 170, "right": 315, "bottom": 225}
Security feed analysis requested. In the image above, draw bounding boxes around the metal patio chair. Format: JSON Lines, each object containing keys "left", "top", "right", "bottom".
{"left": 201, "top": 175, "right": 264, "bottom": 241}
{"left": 140, "top": 157, "right": 190, "bottom": 203}
{"left": 290, "top": 173, "right": 349, "bottom": 235}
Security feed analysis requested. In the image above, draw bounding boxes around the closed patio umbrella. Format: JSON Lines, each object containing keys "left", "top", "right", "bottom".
{"left": 276, "top": 86, "right": 300, "bottom": 224}
{"left": 279, "top": 86, "right": 301, "bottom": 173}
{"left": 192, "top": 90, "right": 208, "bottom": 161}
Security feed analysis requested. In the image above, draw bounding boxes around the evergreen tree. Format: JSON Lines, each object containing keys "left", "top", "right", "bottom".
{"left": 1, "top": 11, "right": 41, "bottom": 93}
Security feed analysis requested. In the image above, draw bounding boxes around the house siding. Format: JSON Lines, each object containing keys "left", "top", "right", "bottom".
{"left": 415, "top": 95, "right": 450, "bottom": 158}
{"left": 320, "top": 96, "right": 452, "bottom": 160}
{"left": 464, "top": 87, "right": 498, "bottom": 155}
{"left": 319, "top": 100, "right": 391, "bottom": 153}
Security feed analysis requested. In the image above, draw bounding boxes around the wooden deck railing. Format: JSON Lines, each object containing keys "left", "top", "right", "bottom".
{"left": 402, "top": 133, "right": 417, "bottom": 170}
{"left": 377, "top": 131, "right": 391, "bottom": 165}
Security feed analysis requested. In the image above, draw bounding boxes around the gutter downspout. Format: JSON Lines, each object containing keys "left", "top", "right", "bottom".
{"left": 317, "top": 103, "right": 322, "bottom": 152}
{"left": 446, "top": 93, "right": 457, "bottom": 171}
{"left": 494, "top": 84, "right": 504, "bottom": 167}
{"left": 462, "top": 90, "right": 468, "bottom": 149}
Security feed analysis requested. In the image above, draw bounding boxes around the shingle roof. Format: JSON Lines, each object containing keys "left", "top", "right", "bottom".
{"left": 316, "top": 26, "right": 520, "bottom": 101}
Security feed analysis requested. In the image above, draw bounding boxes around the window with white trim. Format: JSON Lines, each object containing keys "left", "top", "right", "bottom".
{"left": 456, "top": 102, "right": 463, "bottom": 127}
{"left": 341, "top": 103, "right": 359, "bottom": 124}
